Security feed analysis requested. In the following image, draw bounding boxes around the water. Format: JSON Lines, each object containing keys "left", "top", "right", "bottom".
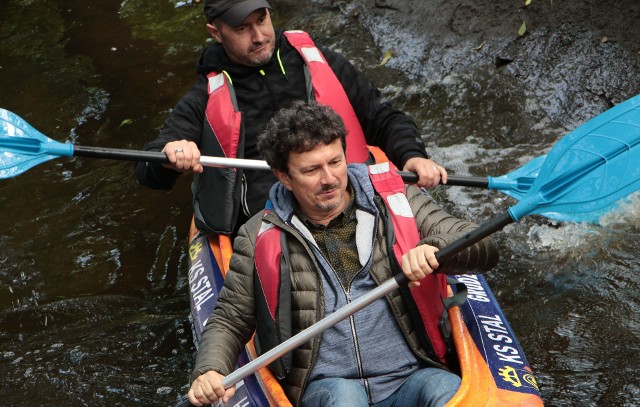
{"left": 1, "top": 0, "right": 639, "bottom": 405}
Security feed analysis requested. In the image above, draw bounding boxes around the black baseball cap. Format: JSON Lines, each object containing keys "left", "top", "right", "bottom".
{"left": 204, "top": 0, "right": 272, "bottom": 26}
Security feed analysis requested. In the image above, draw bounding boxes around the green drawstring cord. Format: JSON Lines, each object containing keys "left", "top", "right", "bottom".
{"left": 276, "top": 48, "right": 287, "bottom": 79}
{"left": 222, "top": 70, "right": 233, "bottom": 85}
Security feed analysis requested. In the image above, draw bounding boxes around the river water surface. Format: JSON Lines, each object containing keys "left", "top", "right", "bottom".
{"left": 1, "top": 0, "right": 639, "bottom": 406}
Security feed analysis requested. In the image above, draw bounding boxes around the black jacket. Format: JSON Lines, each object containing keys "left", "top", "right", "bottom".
{"left": 135, "top": 29, "right": 428, "bottom": 234}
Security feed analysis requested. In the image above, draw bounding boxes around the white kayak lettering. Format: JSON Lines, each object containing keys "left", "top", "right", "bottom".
{"left": 479, "top": 314, "right": 523, "bottom": 365}
{"left": 188, "top": 258, "right": 205, "bottom": 283}
{"left": 455, "top": 274, "right": 490, "bottom": 302}
{"left": 188, "top": 259, "right": 215, "bottom": 312}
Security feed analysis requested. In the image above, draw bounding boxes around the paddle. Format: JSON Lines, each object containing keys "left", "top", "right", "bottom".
{"left": 3, "top": 93, "right": 640, "bottom": 222}
{"left": 178, "top": 94, "right": 640, "bottom": 406}
{"left": 0, "top": 108, "right": 569, "bottom": 222}
{"left": 0, "top": 108, "right": 552, "bottom": 221}
{"left": 0, "top": 106, "right": 535, "bottom": 187}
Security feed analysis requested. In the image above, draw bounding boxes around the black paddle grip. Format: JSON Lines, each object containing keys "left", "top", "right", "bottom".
{"left": 73, "top": 145, "right": 169, "bottom": 163}
{"left": 398, "top": 171, "right": 489, "bottom": 188}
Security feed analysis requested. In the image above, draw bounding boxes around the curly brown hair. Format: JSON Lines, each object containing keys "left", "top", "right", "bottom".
{"left": 257, "top": 101, "right": 347, "bottom": 173}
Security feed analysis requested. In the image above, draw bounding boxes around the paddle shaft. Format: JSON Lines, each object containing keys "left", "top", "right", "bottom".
{"left": 223, "top": 276, "right": 402, "bottom": 389}
{"left": 73, "top": 145, "right": 274, "bottom": 171}
{"left": 72, "top": 145, "right": 490, "bottom": 187}
{"left": 174, "top": 280, "right": 402, "bottom": 407}
{"left": 73, "top": 145, "right": 169, "bottom": 163}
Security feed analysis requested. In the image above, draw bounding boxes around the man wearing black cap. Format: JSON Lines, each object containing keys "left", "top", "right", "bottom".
{"left": 135, "top": 0, "right": 448, "bottom": 237}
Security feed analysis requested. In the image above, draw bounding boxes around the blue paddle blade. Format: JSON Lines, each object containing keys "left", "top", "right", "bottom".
{"left": 489, "top": 155, "right": 585, "bottom": 222}
{"left": 509, "top": 94, "right": 640, "bottom": 222}
{"left": 488, "top": 155, "right": 546, "bottom": 199}
{"left": 0, "top": 109, "right": 74, "bottom": 178}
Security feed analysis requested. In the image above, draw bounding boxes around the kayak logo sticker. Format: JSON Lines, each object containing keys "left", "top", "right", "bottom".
{"left": 498, "top": 365, "right": 539, "bottom": 391}
{"left": 189, "top": 240, "right": 203, "bottom": 261}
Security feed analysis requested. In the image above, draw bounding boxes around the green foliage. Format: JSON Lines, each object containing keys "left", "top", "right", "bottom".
{"left": 518, "top": 20, "right": 527, "bottom": 36}
{"left": 119, "top": 119, "right": 134, "bottom": 128}
{"left": 379, "top": 50, "right": 393, "bottom": 66}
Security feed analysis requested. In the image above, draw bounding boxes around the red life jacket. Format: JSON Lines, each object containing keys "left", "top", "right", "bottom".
{"left": 204, "top": 30, "right": 370, "bottom": 163}
{"left": 283, "top": 31, "right": 369, "bottom": 163}
{"left": 253, "top": 164, "right": 451, "bottom": 373}
{"left": 367, "top": 163, "right": 450, "bottom": 364}
{"left": 204, "top": 71, "right": 242, "bottom": 159}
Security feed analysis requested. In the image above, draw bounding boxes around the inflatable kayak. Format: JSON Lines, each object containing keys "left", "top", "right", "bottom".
{"left": 186, "top": 222, "right": 544, "bottom": 406}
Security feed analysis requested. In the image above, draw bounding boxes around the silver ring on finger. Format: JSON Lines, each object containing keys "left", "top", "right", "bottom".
{"left": 175, "top": 148, "right": 184, "bottom": 153}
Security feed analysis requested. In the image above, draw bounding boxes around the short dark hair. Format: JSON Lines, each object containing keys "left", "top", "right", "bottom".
{"left": 257, "top": 101, "right": 347, "bottom": 172}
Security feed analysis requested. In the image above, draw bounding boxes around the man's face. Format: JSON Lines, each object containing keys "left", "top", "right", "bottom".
{"left": 275, "top": 138, "right": 349, "bottom": 224}
{"left": 206, "top": 9, "right": 275, "bottom": 67}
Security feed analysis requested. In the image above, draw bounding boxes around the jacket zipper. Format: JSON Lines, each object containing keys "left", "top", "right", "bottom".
{"left": 240, "top": 173, "right": 250, "bottom": 217}
{"left": 333, "top": 266, "right": 372, "bottom": 403}
{"left": 346, "top": 292, "right": 372, "bottom": 403}
{"left": 281, "top": 218, "right": 374, "bottom": 404}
